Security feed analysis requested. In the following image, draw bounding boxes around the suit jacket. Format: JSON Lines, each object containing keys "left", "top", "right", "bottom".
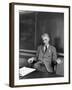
{"left": 36, "top": 45, "right": 57, "bottom": 72}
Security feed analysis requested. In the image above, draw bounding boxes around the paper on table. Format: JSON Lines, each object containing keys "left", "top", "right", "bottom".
{"left": 19, "top": 67, "right": 36, "bottom": 76}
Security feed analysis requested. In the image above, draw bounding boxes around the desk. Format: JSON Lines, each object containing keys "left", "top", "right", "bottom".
{"left": 19, "top": 70, "right": 64, "bottom": 79}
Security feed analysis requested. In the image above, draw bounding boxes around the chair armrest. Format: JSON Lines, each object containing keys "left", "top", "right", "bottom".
{"left": 56, "top": 57, "right": 64, "bottom": 75}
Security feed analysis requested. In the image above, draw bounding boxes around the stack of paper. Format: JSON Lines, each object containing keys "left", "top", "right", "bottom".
{"left": 19, "top": 67, "right": 36, "bottom": 76}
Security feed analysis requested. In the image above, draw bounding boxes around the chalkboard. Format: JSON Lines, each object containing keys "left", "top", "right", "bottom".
{"left": 19, "top": 11, "right": 64, "bottom": 53}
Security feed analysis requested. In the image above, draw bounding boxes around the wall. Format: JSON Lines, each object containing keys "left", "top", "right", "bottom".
{"left": 20, "top": 12, "right": 64, "bottom": 53}
{"left": 37, "top": 12, "right": 64, "bottom": 52}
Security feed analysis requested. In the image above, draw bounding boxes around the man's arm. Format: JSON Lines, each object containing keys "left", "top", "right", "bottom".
{"left": 28, "top": 46, "right": 40, "bottom": 63}
{"left": 52, "top": 46, "right": 62, "bottom": 64}
{"left": 52, "top": 46, "right": 57, "bottom": 64}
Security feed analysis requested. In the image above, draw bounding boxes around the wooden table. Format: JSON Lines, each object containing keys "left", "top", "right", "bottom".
{"left": 19, "top": 70, "right": 64, "bottom": 79}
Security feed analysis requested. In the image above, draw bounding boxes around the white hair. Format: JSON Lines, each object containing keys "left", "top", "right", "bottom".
{"left": 41, "top": 33, "right": 50, "bottom": 39}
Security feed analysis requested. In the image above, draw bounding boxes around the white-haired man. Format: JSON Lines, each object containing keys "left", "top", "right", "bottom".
{"left": 28, "top": 33, "right": 60, "bottom": 73}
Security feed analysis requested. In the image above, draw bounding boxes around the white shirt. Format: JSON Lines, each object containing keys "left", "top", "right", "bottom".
{"left": 44, "top": 44, "right": 49, "bottom": 52}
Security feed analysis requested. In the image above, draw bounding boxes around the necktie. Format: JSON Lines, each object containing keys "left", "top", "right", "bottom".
{"left": 45, "top": 46, "right": 47, "bottom": 52}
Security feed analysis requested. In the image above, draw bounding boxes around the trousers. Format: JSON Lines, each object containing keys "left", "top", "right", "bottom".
{"left": 33, "top": 61, "right": 48, "bottom": 72}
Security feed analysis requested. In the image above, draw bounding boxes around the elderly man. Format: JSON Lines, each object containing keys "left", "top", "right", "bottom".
{"left": 28, "top": 33, "right": 60, "bottom": 73}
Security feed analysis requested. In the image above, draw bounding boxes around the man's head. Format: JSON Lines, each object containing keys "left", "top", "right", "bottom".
{"left": 41, "top": 33, "right": 50, "bottom": 46}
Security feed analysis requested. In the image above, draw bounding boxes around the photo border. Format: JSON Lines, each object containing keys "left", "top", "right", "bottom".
{"left": 9, "top": 2, "right": 70, "bottom": 87}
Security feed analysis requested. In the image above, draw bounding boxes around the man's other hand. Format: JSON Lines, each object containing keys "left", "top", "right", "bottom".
{"left": 56, "top": 58, "right": 62, "bottom": 64}
{"left": 28, "top": 57, "right": 35, "bottom": 63}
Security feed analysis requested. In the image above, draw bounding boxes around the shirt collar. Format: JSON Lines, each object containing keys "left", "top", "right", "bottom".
{"left": 44, "top": 44, "right": 49, "bottom": 48}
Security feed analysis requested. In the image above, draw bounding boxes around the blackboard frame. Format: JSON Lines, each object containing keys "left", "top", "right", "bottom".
{"left": 9, "top": 2, "right": 70, "bottom": 87}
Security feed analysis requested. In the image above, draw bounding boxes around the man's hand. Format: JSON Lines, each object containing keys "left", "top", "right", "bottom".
{"left": 28, "top": 57, "right": 35, "bottom": 64}
{"left": 56, "top": 58, "right": 62, "bottom": 64}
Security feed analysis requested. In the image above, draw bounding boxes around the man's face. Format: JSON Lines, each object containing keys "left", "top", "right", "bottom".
{"left": 42, "top": 36, "right": 50, "bottom": 45}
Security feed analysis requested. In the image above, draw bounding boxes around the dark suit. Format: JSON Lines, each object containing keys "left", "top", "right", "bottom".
{"left": 33, "top": 45, "right": 57, "bottom": 73}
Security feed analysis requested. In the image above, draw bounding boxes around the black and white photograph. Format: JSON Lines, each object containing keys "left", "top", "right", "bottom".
{"left": 19, "top": 11, "right": 64, "bottom": 79}
{"left": 9, "top": 3, "right": 70, "bottom": 87}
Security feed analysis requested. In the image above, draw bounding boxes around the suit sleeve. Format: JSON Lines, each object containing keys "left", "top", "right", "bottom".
{"left": 52, "top": 46, "right": 57, "bottom": 63}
